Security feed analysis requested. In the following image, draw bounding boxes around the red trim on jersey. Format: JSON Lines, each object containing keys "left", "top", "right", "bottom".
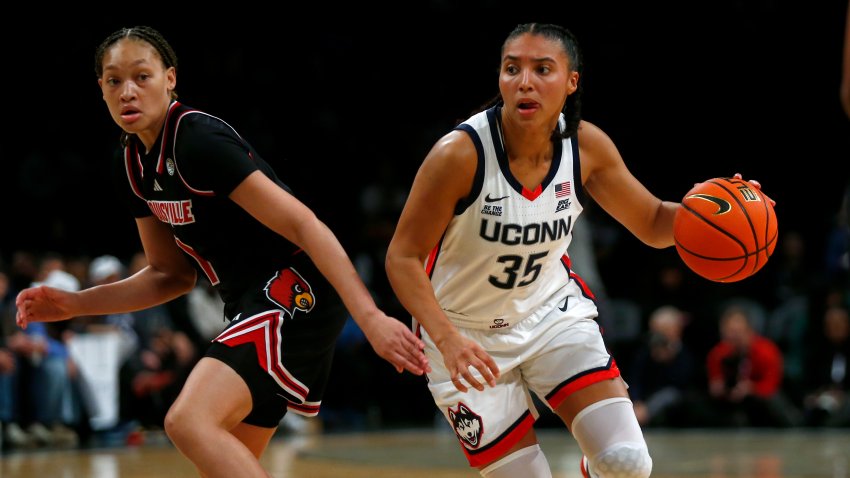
{"left": 124, "top": 146, "right": 145, "bottom": 200}
{"left": 174, "top": 237, "right": 220, "bottom": 285}
{"left": 462, "top": 412, "right": 535, "bottom": 467}
{"left": 546, "top": 360, "right": 621, "bottom": 410}
{"left": 172, "top": 110, "right": 216, "bottom": 196}
{"left": 561, "top": 255, "right": 596, "bottom": 301}
{"left": 155, "top": 101, "right": 181, "bottom": 175}
{"left": 425, "top": 243, "right": 440, "bottom": 276}
{"left": 214, "top": 310, "right": 309, "bottom": 401}
{"left": 521, "top": 184, "right": 543, "bottom": 201}
{"left": 135, "top": 142, "right": 145, "bottom": 179}
{"left": 569, "top": 272, "right": 596, "bottom": 301}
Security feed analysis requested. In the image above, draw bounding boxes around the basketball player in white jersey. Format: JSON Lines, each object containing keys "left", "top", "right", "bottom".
{"left": 387, "top": 23, "right": 767, "bottom": 478}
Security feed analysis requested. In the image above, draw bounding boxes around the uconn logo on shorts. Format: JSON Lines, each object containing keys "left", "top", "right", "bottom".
{"left": 449, "top": 403, "right": 482, "bottom": 448}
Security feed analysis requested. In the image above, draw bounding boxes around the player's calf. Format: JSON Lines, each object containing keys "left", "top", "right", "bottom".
{"left": 479, "top": 444, "right": 552, "bottom": 478}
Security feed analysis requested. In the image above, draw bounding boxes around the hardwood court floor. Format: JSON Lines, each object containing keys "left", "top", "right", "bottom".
{"left": 1, "top": 428, "right": 849, "bottom": 477}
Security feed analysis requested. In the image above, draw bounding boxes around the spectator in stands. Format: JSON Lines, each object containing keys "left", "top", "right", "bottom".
{"left": 803, "top": 304, "right": 850, "bottom": 427}
{"left": 17, "top": 257, "right": 83, "bottom": 447}
{"left": 0, "top": 268, "right": 30, "bottom": 449}
{"left": 705, "top": 304, "right": 802, "bottom": 427}
{"left": 117, "top": 253, "right": 199, "bottom": 431}
{"left": 629, "top": 305, "right": 698, "bottom": 427}
{"left": 86, "top": 255, "right": 139, "bottom": 365}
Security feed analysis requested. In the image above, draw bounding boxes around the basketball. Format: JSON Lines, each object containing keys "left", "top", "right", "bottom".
{"left": 673, "top": 176, "right": 777, "bottom": 283}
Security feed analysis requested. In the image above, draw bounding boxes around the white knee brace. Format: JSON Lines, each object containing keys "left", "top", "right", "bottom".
{"left": 571, "top": 397, "right": 652, "bottom": 478}
{"left": 480, "top": 444, "right": 552, "bottom": 478}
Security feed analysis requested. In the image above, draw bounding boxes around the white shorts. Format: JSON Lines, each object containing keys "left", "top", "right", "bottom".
{"left": 421, "top": 306, "right": 621, "bottom": 467}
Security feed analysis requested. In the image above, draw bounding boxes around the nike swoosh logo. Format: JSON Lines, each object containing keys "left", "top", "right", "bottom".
{"left": 484, "top": 194, "right": 510, "bottom": 203}
{"left": 688, "top": 194, "right": 732, "bottom": 215}
{"left": 558, "top": 297, "right": 569, "bottom": 311}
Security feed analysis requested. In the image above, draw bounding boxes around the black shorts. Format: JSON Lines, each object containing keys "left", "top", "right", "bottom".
{"left": 205, "top": 256, "right": 347, "bottom": 428}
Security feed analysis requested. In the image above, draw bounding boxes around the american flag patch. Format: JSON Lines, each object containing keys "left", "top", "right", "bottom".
{"left": 555, "top": 181, "right": 571, "bottom": 198}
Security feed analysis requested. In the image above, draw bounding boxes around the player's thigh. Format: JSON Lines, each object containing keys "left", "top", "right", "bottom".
{"left": 430, "top": 366, "right": 540, "bottom": 468}
{"left": 522, "top": 315, "right": 624, "bottom": 423}
{"left": 169, "top": 357, "right": 253, "bottom": 430}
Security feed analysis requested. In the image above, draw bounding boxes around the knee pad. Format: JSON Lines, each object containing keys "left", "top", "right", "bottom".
{"left": 571, "top": 397, "right": 652, "bottom": 478}
{"left": 591, "top": 442, "right": 652, "bottom": 478}
{"left": 480, "top": 444, "right": 552, "bottom": 478}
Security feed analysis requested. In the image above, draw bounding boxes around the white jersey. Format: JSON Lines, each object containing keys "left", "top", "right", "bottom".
{"left": 424, "top": 105, "right": 598, "bottom": 330}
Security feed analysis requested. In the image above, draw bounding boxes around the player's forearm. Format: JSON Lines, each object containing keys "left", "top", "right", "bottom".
{"left": 385, "top": 253, "right": 458, "bottom": 344}
{"left": 644, "top": 200, "right": 678, "bottom": 249}
{"left": 76, "top": 266, "right": 195, "bottom": 316}
{"left": 295, "top": 218, "right": 383, "bottom": 324}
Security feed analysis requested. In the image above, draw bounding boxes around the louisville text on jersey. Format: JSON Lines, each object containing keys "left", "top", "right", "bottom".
{"left": 147, "top": 199, "right": 196, "bottom": 225}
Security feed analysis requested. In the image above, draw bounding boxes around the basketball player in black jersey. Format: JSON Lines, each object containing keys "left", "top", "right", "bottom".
{"left": 15, "top": 26, "right": 429, "bottom": 477}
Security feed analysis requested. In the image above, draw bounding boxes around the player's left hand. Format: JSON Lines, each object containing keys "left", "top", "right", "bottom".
{"left": 362, "top": 312, "right": 431, "bottom": 375}
{"left": 734, "top": 173, "right": 776, "bottom": 207}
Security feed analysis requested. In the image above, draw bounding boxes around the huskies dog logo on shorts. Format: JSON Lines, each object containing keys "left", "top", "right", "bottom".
{"left": 264, "top": 268, "right": 315, "bottom": 317}
{"left": 448, "top": 403, "right": 482, "bottom": 448}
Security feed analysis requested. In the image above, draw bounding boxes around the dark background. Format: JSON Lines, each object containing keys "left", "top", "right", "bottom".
{"left": 4, "top": 2, "right": 848, "bottom": 267}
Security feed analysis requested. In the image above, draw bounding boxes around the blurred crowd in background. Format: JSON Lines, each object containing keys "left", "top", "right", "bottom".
{"left": 1, "top": 0, "right": 850, "bottom": 453}
{"left": 0, "top": 177, "right": 849, "bottom": 452}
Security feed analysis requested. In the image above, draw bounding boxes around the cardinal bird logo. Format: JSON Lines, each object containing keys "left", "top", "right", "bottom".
{"left": 264, "top": 268, "right": 315, "bottom": 317}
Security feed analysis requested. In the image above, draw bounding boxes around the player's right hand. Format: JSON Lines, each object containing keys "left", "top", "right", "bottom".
{"left": 436, "top": 332, "right": 500, "bottom": 393}
{"left": 15, "top": 285, "right": 75, "bottom": 329}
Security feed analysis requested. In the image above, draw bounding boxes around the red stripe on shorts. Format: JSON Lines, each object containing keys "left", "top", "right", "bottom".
{"left": 546, "top": 359, "right": 621, "bottom": 410}
{"left": 462, "top": 412, "right": 535, "bottom": 467}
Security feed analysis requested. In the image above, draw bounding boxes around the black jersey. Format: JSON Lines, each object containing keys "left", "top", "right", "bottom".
{"left": 116, "top": 101, "right": 302, "bottom": 312}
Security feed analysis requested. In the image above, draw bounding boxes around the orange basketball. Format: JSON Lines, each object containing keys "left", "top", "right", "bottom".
{"left": 673, "top": 176, "right": 777, "bottom": 282}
